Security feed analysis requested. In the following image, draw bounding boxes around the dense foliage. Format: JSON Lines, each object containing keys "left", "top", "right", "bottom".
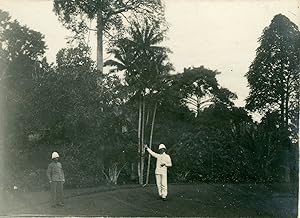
{"left": 246, "top": 14, "right": 300, "bottom": 130}
{"left": 53, "top": 0, "right": 165, "bottom": 71}
{"left": 245, "top": 14, "right": 299, "bottom": 182}
{"left": 0, "top": 10, "right": 298, "bottom": 190}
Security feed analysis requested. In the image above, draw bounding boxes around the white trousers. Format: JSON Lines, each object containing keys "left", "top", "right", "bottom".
{"left": 155, "top": 174, "right": 168, "bottom": 198}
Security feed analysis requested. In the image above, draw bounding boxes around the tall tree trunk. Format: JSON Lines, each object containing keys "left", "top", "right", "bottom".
{"left": 145, "top": 102, "right": 157, "bottom": 185}
{"left": 140, "top": 94, "right": 146, "bottom": 185}
{"left": 146, "top": 106, "right": 150, "bottom": 126}
{"left": 138, "top": 94, "right": 142, "bottom": 184}
{"left": 97, "top": 10, "right": 104, "bottom": 72}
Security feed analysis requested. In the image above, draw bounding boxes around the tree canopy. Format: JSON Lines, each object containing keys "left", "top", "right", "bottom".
{"left": 53, "top": 0, "right": 165, "bottom": 72}
{"left": 245, "top": 14, "right": 300, "bottom": 129}
{"left": 168, "top": 66, "right": 237, "bottom": 114}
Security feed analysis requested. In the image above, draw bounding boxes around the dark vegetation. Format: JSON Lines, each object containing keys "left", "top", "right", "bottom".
{"left": 0, "top": 6, "right": 298, "bottom": 191}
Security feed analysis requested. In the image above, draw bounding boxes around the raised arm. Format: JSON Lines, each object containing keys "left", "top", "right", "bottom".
{"left": 144, "top": 145, "right": 160, "bottom": 158}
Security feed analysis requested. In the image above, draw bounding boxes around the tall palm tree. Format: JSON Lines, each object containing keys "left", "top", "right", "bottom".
{"left": 104, "top": 19, "right": 172, "bottom": 185}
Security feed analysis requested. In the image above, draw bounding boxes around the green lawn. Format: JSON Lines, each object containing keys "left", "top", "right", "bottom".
{"left": 0, "top": 183, "right": 297, "bottom": 217}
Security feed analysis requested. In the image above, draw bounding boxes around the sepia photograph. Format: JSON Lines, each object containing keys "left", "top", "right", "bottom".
{"left": 0, "top": 0, "right": 299, "bottom": 217}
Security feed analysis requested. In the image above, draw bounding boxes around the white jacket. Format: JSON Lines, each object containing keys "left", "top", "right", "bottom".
{"left": 147, "top": 148, "right": 172, "bottom": 175}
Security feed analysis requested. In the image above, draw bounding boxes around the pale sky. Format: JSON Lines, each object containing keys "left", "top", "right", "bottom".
{"left": 0, "top": 0, "right": 299, "bottom": 108}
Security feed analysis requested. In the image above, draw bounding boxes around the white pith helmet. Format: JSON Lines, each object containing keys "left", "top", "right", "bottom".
{"left": 52, "top": 152, "right": 59, "bottom": 159}
{"left": 159, "top": 144, "right": 166, "bottom": 150}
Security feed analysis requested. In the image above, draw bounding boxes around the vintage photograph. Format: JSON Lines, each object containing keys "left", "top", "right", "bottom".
{"left": 0, "top": 0, "right": 299, "bottom": 217}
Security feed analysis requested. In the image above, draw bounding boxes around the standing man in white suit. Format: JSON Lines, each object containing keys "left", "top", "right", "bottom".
{"left": 144, "top": 144, "right": 172, "bottom": 201}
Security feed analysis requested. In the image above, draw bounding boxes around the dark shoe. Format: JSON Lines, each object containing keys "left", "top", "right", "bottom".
{"left": 162, "top": 197, "right": 167, "bottom": 201}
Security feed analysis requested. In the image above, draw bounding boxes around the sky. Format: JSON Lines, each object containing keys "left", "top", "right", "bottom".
{"left": 0, "top": 0, "right": 299, "bottom": 108}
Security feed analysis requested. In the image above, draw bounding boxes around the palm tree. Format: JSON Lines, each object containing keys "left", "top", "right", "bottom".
{"left": 105, "top": 19, "right": 172, "bottom": 185}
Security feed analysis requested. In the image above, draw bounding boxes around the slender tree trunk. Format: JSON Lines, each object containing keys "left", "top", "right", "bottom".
{"left": 97, "top": 10, "right": 104, "bottom": 72}
{"left": 146, "top": 106, "right": 150, "bottom": 126}
{"left": 138, "top": 94, "right": 142, "bottom": 184}
{"left": 140, "top": 93, "right": 146, "bottom": 185}
{"left": 145, "top": 102, "right": 157, "bottom": 185}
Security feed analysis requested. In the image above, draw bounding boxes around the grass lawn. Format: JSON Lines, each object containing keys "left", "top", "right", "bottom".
{"left": 0, "top": 183, "right": 297, "bottom": 217}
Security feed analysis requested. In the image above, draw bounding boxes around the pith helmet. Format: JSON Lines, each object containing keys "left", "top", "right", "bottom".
{"left": 52, "top": 152, "right": 59, "bottom": 159}
{"left": 159, "top": 144, "right": 166, "bottom": 150}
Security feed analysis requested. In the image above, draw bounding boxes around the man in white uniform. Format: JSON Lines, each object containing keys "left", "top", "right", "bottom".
{"left": 144, "top": 144, "right": 172, "bottom": 201}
